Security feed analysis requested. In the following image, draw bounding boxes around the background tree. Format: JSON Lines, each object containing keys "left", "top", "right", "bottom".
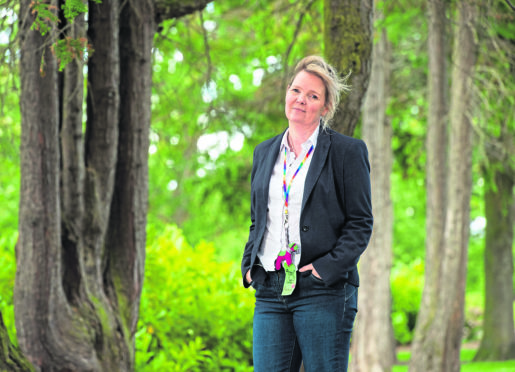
{"left": 14, "top": 0, "right": 210, "bottom": 370}
{"left": 409, "top": 0, "right": 449, "bottom": 367}
{"left": 323, "top": 0, "right": 373, "bottom": 136}
{"left": 410, "top": 1, "right": 479, "bottom": 371}
{"left": 350, "top": 1, "right": 395, "bottom": 371}
{"left": 477, "top": 143, "right": 515, "bottom": 360}
{"left": 474, "top": 0, "right": 515, "bottom": 361}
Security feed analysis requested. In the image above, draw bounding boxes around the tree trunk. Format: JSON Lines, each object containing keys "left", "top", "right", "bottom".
{"left": 60, "top": 2, "right": 87, "bottom": 294}
{"left": 410, "top": 2, "right": 478, "bottom": 371}
{"left": 350, "top": 3, "right": 395, "bottom": 371}
{"left": 7, "top": 0, "right": 214, "bottom": 370}
{"left": 475, "top": 140, "right": 515, "bottom": 361}
{"left": 13, "top": 0, "right": 211, "bottom": 370}
{"left": 106, "top": 0, "right": 154, "bottom": 339}
{"left": 474, "top": 3, "right": 515, "bottom": 360}
{"left": 323, "top": 0, "right": 373, "bottom": 136}
{"left": 409, "top": 0, "right": 449, "bottom": 368}
{"left": 16, "top": 1, "right": 64, "bottom": 369}
{"left": 474, "top": 168, "right": 515, "bottom": 360}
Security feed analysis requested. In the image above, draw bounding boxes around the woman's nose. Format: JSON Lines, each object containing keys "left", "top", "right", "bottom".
{"left": 296, "top": 94, "right": 306, "bottom": 103}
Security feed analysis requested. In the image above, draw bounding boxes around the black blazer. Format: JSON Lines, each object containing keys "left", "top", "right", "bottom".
{"left": 241, "top": 126, "right": 373, "bottom": 288}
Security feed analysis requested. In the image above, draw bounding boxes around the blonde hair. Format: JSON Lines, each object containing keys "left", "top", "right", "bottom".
{"left": 288, "top": 56, "right": 350, "bottom": 127}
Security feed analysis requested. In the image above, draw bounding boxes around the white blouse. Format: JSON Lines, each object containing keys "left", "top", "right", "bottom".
{"left": 257, "top": 126, "right": 319, "bottom": 271}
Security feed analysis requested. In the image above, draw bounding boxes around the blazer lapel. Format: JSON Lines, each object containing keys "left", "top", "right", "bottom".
{"left": 302, "top": 128, "right": 331, "bottom": 210}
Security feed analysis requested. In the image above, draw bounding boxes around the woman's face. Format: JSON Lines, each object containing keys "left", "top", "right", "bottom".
{"left": 285, "top": 70, "right": 328, "bottom": 128}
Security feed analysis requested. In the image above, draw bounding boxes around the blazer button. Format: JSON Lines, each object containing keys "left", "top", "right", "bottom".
{"left": 302, "top": 225, "right": 309, "bottom": 232}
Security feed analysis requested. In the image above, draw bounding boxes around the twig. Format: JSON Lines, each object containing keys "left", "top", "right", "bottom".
{"left": 199, "top": 10, "right": 212, "bottom": 85}
{"left": 282, "top": 0, "right": 317, "bottom": 85}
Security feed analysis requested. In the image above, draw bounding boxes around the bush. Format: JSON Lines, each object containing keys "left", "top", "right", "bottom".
{"left": 136, "top": 225, "right": 254, "bottom": 371}
{"left": 390, "top": 258, "right": 485, "bottom": 346}
{"left": 391, "top": 259, "right": 424, "bottom": 345}
{"left": 0, "top": 241, "right": 16, "bottom": 346}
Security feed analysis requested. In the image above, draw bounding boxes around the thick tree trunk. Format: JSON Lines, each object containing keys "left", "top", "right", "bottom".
{"left": 323, "top": 0, "right": 373, "bottom": 136}
{"left": 15, "top": 0, "right": 153, "bottom": 370}
{"left": 409, "top": 0, "right": 449, "bottom": 368}
{"left": 16, "top": 1, "right": 64, "bottom": 369}
{"left": 105, "top": 0, "right": 154, "bottom": 341}
{"left": 475, "top": 160, "right": 515, "bottom": 360}
{"left": 11, "top": 0, "right": 212, "bottom": 370}
{"left": 350, "top": 5, "right": 395, "bottom": 372}
{"left": 60, "top": 4, "right": 87, "bottom": 301}
{"left": 410, "top": 2, "right": 478, "bottom": 371}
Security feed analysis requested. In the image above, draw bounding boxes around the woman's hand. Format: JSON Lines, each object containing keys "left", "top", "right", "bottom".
{"left": 246, "top": 269, "right": 252, "bottom": 284}
{"left": 299, "top": 263, "right": 322, "bottom": 279}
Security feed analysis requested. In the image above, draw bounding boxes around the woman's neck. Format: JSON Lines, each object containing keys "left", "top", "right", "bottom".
{"left": 288, "top": 122, "right": 319, "bottom": 156}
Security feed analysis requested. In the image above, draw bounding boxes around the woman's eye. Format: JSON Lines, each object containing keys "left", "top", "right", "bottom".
{"left": 309, "top": 94, "right": 319, "bottom": 101}
{"left": 291, "top": 88, "right": 300, "bottom": 93}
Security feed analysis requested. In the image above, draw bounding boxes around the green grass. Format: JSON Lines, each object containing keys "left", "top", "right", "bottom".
{"left": 392, "top": 348, "right": 515, "bottom": 372}
{"left": 393, "top": 361, "right": 515, "bottom": 372}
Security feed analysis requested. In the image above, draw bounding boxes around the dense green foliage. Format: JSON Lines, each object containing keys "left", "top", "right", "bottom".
{"left": 0, "top": 42, "right": 20, "bottom": 347}
{"left": 0, "top": 241, "right": 16, "bottom": 346}
{"left": 136, "top": 225, "right": 254, "bottom": 371}
{"left": 147, "top": 0, "right": 325, "bottom": 261}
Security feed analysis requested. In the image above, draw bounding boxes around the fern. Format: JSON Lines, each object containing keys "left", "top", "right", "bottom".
{"left": 29, "top": 2, "right": 59, "bottom": 36}
{"left": 61, "top": 0, "right": 88, "bottom": 21}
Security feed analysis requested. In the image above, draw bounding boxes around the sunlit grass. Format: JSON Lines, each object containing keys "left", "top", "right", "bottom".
{"left": 393, "top": 362, "right": 515, "bottom": 372}
{"left": 392, "top": 347, "right": 515, "bottom": 372}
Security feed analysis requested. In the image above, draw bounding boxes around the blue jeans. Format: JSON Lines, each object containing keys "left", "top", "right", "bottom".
{"left": 251, "top": 269, "right": 358, "bottom": 372}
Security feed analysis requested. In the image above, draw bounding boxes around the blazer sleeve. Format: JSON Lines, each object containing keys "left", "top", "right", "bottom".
{"left": 240, "top": 146, "right": 259, "bottom": 286}
{"left": 312, "top": 139, "right": 373, "bottom": 286}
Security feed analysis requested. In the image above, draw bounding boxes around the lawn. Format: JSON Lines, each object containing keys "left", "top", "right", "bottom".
{"left": 393, "top": 348, "right": 515, "bottom": 372}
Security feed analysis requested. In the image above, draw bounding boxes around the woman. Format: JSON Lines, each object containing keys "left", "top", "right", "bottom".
{"left": 241, "top": 55, "right": 373, "bottom": 371}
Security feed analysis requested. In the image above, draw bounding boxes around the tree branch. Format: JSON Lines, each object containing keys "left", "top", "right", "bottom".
{"left": 505, "top": 0, "right": 515, "bottom": 11}
{"left": 199, "top": 10, "right": 212, "bottom": 84}
{"left": 154, "top": 0, "right": 213, "bottom": 25}
{"left": 282, "top": 0, "right": 317, "bottom": 79}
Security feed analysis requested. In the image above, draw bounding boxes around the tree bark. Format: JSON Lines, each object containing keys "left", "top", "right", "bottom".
{"left": 474, "top": 3, "right": 515, "bottom": 360}
{"left": 350, "top": 3, "right": 395, "bottom": 371}
{"left": 474, "top": 166, "right": 515, "bottom": 360}
{"left": 409, "top": 0, "right": 449, "bottom": 368}
{"left": 105, "top": 0, "right": 154, "bottom": 341}
{"left": 410, "top": 1, "right": 478, "bottom": 371}
{"left": 16, "top": 0, "right": 64, "bottom": 369}
{"left": 323, "top": 0, "right": 373, "bottom": 136}
{"left": 60, "top": 2, "right": 87, "bottom": 304}
{"left": 155, "top": 0, "right": 212, "bottom": 24}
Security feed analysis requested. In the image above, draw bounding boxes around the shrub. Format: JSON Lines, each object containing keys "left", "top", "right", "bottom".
{"left": 390, "top": 258, "right": 485, "bottom": 345}
{"left": 0, "top": 231, "right": 17, "bottom": 346}
{"left": 391, "top": 259, "right": 424, "bottom": 345}
{"left": 136, "top": 225, "right": 254, "bottom": 371}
